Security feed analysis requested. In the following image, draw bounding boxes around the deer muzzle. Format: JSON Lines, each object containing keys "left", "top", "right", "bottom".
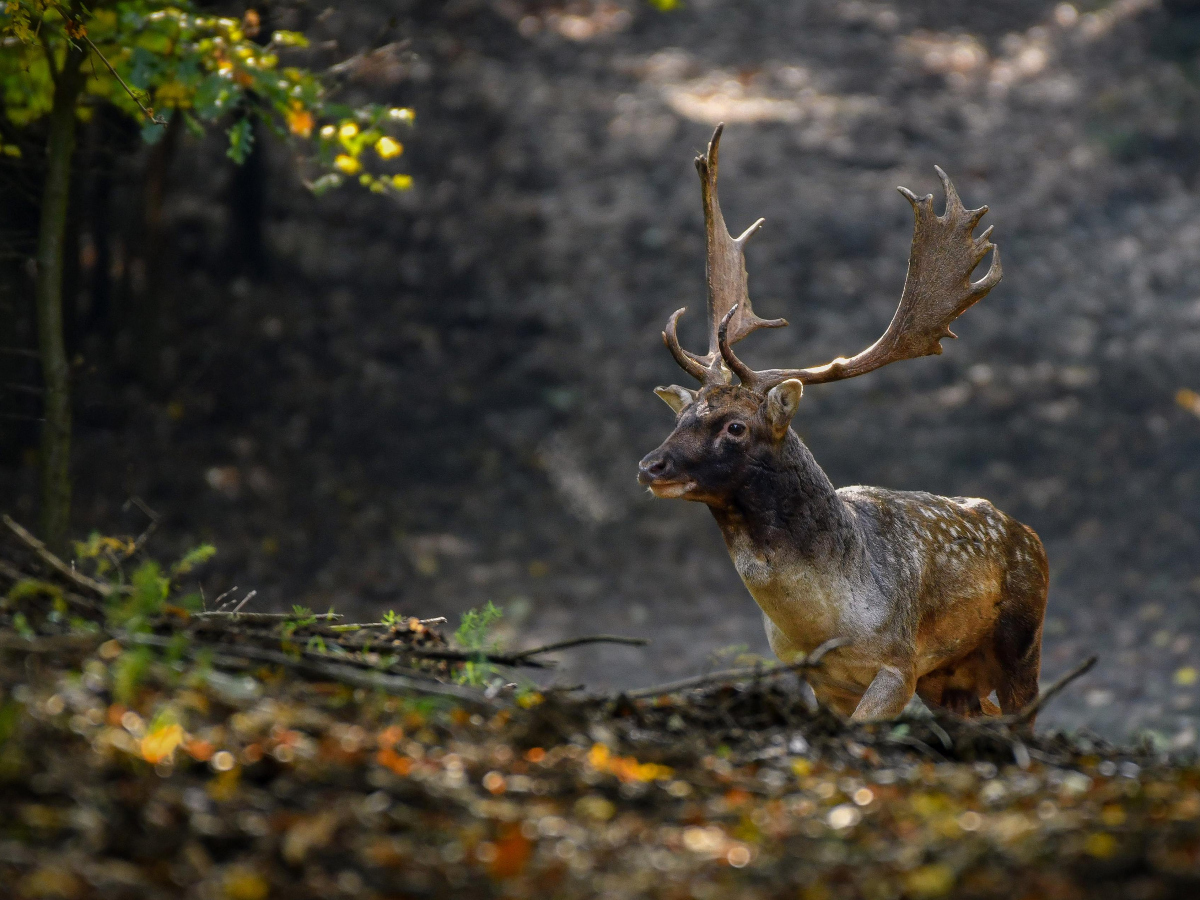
{"left": 638, "top": 449, "right": 695, "bottom": 498}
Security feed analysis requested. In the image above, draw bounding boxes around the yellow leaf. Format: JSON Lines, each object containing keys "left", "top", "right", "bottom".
{"left": 516, "top": 690, "right": 543, "bottom": 709}
{"left": 391, "top": 174, "right": 413, "bottom": 190}
{"left": 1176, "top": 666, "right": 1198, "bottom": 687}
{"left": 905, "top": 863, "right": 955, "bottom": 897}
{"left": 1084, "top": 831, "right": 1118, "bottom": 858}
{"left": 375, "top": 136, "right": 403, "bottom": 159}
{"left": 18, "top": 866, "right": 84, "bottom": 899}
{"left": 141, "top": 723, "right": 185, "bottom": 764}
{"left": 1177, "top": 388, "right": 1200, "bottom": 417}
{"left": 334, "top": 155, "right": 360, "bottom": 175}
{"left": 286, "top": 106, "right": 314, "bottom": 138}
{"left": 338, "top": 121, "right": 358, "bottom": 140}
{"left": 223, "top": 866, "right": 268, "bottom": 900}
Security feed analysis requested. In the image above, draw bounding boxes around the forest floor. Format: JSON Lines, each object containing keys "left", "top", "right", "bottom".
{"left": 1, "top": 0, "right": 1196, "bottom": 745}
{"left": 4, "top": 0, "right": 1200, "bottom": 757}
{"left": 2, "top": 529, "right": 1199, "bottom": 900}
{"left": 3, "top": 620, "right": 1199, "bottom": 900}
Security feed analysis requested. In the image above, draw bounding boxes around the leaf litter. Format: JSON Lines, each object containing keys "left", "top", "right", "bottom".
{"left": 2, "top": 522, "right": 1199, "bottom": 899}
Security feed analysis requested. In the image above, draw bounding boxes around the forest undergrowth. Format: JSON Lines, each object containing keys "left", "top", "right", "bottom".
{"left": 1, "top": 522, "right": 1198, "bottom": 900}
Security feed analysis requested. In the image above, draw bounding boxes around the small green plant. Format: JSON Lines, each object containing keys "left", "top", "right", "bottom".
{"left": 281, "top": 605, "right": 317, "bottom": 640}
{"left": 455, "top": 600, "right": 503, "bottom": 649}
{"left": 454, "top": 601, "right": 503, "bottom": 687}
{"left": 382, "top": 609, "right": 399, "bottom": 628}
{"left": 11, "top": 612, "right": 34, "bottom": 639}
{"left": 305, "top": 635, "right": 327, "bottom": 654}
{"left": 105, "top": 560, "right": 169, "bottom": 631}
{"left": 171, "top": 544, "right": 216, "bottom": 578}
{"left": 113, "top": 646, "right": 154, "bottom": 705}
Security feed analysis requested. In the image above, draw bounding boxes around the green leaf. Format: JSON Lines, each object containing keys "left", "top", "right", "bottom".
{"left": 127, "top": 47, "right": 161, "bottom": 91}
{"left": 227, "top": 117, "right": 254, "bottom": 163}
{"left": 455, "top": 600, "right": 503, "bottom": 651}
{"left": 141, "top": 119, "right": 168, "bottom": 144}
{"left": 193, "top": 73, "right": 231, "bottom": 121}
{"left": 271, "top": 30, "right": 309, "bottom": 48}
{"left": 113, "top": 647, "right": 153, "bottom": 705}
{"left": 171, "top": 543, "right": 217, "bottom": 578}
{"left": 309, "top": 173, "right": 342, "bottom": 195}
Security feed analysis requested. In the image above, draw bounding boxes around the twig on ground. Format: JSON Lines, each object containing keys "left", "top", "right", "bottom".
{"left": 621, "top": 637, "right": 849, "bottom": 700}
{"left": 123, "top": 496, "right": 161, "bottom": 557}
{"left": 510, "top": 635, "right": 650, "bottom": 660}
{"left": 0, "top": 632, "right": 106, "bottom": 654}
{"left": 0, "top": 559, "right": 106, "bottom": 613}
{"left": 1011, "top": 655, "right": 1098, "bottom": 725}
{"left": 191, "top": 611, "right": 342, "bottom": 622}
{"left": 231, "top": 590, "right": 257, "bottom": 613}
{"left": 208, "top": 587, "right": 239, "bottom": 612}
{"left": 328, "top": 617, "right": 448, "bottom": 632}
{"left": 123, "top": 632, "right": 498, "bottom": 709}
{"left": 2, "top": 515, "right": 128, "bottom": 598}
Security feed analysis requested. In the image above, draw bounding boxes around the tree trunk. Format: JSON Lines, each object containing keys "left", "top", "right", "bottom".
{"left": 35, "top": 43, "right": 86, "bottom": 553}
{"left": 133, "top": 111, "right": 181, "bottom": 388}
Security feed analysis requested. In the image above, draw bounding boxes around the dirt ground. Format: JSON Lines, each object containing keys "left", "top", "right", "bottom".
{"left": 3, "top": 0, "right": 1200, "bottom": 742}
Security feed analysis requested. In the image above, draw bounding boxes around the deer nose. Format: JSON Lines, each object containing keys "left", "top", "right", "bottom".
{"left": 638, "top": 451, "right": 674, "bottom": 485}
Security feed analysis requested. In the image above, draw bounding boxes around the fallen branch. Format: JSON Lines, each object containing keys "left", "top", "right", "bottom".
{"left": 2, "top": 515, "right": 127, "bottom": 598}
{"left": 0, "top": 632, "right": 106, "bottom": 654}
{"left": 191, "top": 611, "right": 343, "bottom": 622}
{"left": 1010, "top": 655, "right": 1098, "bottom": 725}
{"left": 621, "top": 637, "right": 849, "bottom": 700}
{"left": 511, "top": 633, "right": 652, "bottom": 662}
{"left": 122, "top": 632, "right": 499, "bottom": 710}
{"left": 122, "top": 496, "right": 160, "bottom": 558}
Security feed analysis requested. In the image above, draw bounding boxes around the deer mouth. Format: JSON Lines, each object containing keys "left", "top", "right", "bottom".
{"left": 646, "top": 479, "right": 697, "bottom": 499}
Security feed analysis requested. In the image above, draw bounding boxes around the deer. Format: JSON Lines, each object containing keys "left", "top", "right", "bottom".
{"left": 638, "top": 125, "right": 1048, "bottom": 722}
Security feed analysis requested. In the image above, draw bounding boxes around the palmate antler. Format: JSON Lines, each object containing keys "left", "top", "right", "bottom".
{"left": 663, "top": 123, "right": 787, "bottom": 384}
{"left": 664, "top": 125, "right": 1002, "bottom": 394}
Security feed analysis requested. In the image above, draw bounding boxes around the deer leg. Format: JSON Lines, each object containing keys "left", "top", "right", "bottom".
{"left": 850, "top": 665, "right": 915, "bottom": 721}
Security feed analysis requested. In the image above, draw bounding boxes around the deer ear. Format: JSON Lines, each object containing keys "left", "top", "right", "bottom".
{"left": 765, "top": 379, "right": 803, "bottom": 437}
{"left": 654, "top": 385, "right": 696, "bottom": 415}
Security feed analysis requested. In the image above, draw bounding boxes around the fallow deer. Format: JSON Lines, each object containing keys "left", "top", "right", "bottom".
{"left": 638, "top": 125, "right": 1048, "bottom": 722}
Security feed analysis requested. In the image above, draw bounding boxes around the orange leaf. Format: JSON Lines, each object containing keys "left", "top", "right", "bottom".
{"left": 489, "top": 825, "right": 532, "bottom": 879}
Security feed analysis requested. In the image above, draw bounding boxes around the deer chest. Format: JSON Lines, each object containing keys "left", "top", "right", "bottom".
{"left": 730, "top": 543, "right": 883, "bottom": 650}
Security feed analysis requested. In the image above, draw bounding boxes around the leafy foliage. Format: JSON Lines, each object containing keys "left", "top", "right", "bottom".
{"left": 455, "top": 600, "right": 503, "bottom": 686}
{"left": 171, "top": 544, "right": 216, "bottom": 578}
{"left": 0, "top": 0, "right": 415, "bottom": 193}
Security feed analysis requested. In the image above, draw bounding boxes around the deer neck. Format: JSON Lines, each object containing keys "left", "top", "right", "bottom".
{"left": 709, "top": 431, "right": 862, "bottom": 575}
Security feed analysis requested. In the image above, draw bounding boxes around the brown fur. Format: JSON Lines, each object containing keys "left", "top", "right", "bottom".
{"left": 639, "top": 381, "right": 1049, "bottom": 723}
{"left": 642, "top": 127, "right": 1037, "bottom": 721}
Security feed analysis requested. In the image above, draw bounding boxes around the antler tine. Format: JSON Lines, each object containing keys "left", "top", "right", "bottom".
{"left": 662, "top": 308, "right": 709, "bottom": 382}
{"left": 717, "top": 305, "right": 758, "bottom": 387}
{"left": 661, "top": 124, "right": 787, "bottom": 385}
{"left": 744, "top": 168, "right": 1003, "bottom": 392}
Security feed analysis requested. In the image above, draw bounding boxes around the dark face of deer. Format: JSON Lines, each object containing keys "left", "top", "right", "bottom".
{"left": 638, "top": 379, "right": 804, "bottom": 507}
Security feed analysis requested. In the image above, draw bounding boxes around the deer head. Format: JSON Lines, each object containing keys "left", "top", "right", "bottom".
{"left": 638, "top": 124, "right": 1002, "bottom": 506}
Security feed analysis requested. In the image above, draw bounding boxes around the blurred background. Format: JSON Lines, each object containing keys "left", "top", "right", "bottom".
{"left": 2, "top": 0, "right": 1199, "bottom": 742}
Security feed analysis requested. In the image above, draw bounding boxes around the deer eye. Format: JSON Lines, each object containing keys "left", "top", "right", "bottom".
{"left": 726, "top": 422, "right": 747, "bottom": 437}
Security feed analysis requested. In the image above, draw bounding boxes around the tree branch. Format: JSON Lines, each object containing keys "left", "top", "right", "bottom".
{"left": 81, "top": 35, "right": 168, "bottom": 126}
{"left": 38, "top": 29, "right": 60, "bottom": 87}
{"left": 510, "top": 634, "right": 649, "bottom": 660}
{"left": 1011, "top": 655, "right": 1098, "bottom": 725}
{"left": 2, "top": 514, "right": 127, "bottom": 597}
{"left": 621, "top": 637, "right": 849, "bottom": 699}
{"left": 123, "top": 631, "right": 499, "bottom": 710}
